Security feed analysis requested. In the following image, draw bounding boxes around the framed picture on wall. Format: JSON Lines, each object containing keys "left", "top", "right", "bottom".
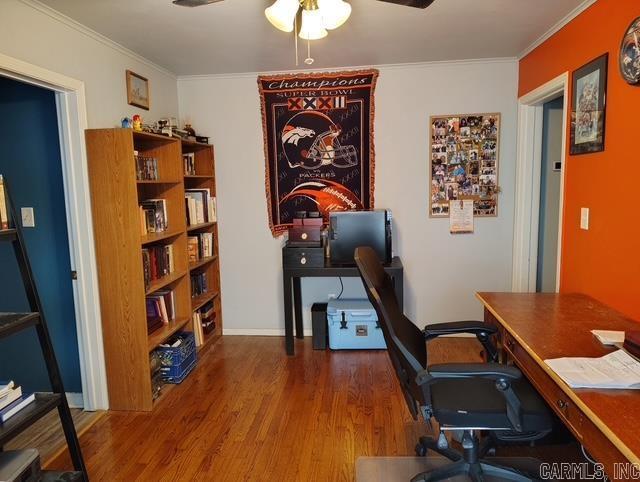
{"left": 126, "top": 70, "right": 150, "bottom": 110}
{"left": 570, "top": 54, "right": 608, "bottom": 155}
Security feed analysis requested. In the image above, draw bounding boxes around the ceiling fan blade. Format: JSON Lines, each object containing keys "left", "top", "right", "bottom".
{"left": 172, "top": 0, "right": 223, "bottom": 7}
{"left": 377, "top": 0, "right": 436, "bottom": 8}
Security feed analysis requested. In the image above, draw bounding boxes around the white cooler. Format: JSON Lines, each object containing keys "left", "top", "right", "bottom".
{"left": 327, "top": 299, "right": 386, "bottom": 350}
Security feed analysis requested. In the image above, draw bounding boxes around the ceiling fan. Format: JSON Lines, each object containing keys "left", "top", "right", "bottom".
{"left": 173, "top": 0, "right": 436, "bottom": 9}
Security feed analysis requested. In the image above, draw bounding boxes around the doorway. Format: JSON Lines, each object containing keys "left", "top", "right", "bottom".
{"left": 0, "top": 52, "right": 108, "bottom": 410}
{"left": 536, "top": 96, "right": 564, "bottom": 293}
{"left": 0, "top": 75, "right": 83, "bottom": 403}
{"left": 512, "top": 72, "right": 569, "bottom": 293}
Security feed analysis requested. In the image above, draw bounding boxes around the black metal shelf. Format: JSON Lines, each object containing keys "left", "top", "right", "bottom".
{"left": 0, "top": 228, "right": 17, "bottom": 241}
{"left": 0, "top": 393, "right": 61, "bottom": 446}
{"left": 0, "top": 312, "right": 40, "bottom": 339}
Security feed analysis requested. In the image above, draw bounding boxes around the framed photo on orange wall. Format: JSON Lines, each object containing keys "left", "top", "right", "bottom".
{"left": 570, "top": 54, "right": 608, "bottom": 155}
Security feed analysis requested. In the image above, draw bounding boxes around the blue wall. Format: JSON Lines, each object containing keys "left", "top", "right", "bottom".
{"left": 0, "top": 76, "right": 82, "bottom": 393}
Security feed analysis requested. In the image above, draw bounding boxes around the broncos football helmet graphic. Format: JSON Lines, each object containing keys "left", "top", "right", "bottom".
{"left": 281, "top": 111, "right": 358, "bottom": 170}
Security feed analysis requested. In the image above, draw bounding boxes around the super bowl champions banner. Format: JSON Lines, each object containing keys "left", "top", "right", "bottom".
{"left": 258, "top": 69, "right": 378, "bottom": 236}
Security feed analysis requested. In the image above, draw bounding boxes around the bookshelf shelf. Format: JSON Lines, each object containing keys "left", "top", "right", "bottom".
{"left": 136, "top": 180, "right": 181, "bottom": 185}
{"left": 187, "top": 222, "right": 216, "bottom": 232}
{"left": 141, "top": 229, "right": 183, "bottom": 246}
{"left": 189, "top": 255, "right": 217, "bottom": 271}
{"left": 0, "top": 312, "right": 40, "bottom": 339}
{"left": 0, "top": 393, "right": 61, "bottom": 446}
{"left": 145, "top": 270, "right": 187, "bottom": 296}
{"left": 184, "top": 175, "right": 214, "bottom": 180}
{"left": 0, "top": 228, "right": 17, "bottom": 240}
{"left": 192, "top": 290, "right": 219, "bottom": 312}
{"left": 147, "top": 316, "right": 191, "bottom": 352}
{"left": 86, "top": 128, "right": 222, "bottom": 411}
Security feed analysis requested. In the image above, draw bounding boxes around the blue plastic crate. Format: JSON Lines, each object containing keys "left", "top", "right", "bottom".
{"left": 155, "top": 331, "right": 197, "bottom": 384}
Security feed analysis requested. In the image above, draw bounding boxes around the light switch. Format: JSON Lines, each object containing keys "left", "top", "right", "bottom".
{"left": 21, "top": 207, "right": 35, "bottom": 228}
{"left": 580, "top": 207, "right": 589, "bottom": 230}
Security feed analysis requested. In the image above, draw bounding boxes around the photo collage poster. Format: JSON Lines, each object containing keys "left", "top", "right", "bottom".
{"left": 430, "top": 113, "right": 500, "bottom": 217}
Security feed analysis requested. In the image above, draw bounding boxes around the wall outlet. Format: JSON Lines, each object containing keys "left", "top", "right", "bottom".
{"left": 580, "top": 207, "right": 589, "bottom": 230}
{"left": 328, "top": 293, "right": 337, "bottom": 300}
{"left": 21, "top": 207, "right": 35, "bottom": 228}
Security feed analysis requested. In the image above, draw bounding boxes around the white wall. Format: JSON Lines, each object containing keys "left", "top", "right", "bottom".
{"left": 0, "top": 0, "right": 179, "bottom": 127}
{"left": 178, "top": 59, "right": 519, "bottom": 334}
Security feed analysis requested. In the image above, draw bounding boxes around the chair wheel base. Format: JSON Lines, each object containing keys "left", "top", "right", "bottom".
{"left": 415, "top": 443, "right": 427, "bottom": 457}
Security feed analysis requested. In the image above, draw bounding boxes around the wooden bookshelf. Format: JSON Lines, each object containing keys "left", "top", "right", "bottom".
{"left": 85, "top": 129, "right": 223, "bottom": 411}
{"left": 183, "top": 140, "right": 223, "bottom": 351}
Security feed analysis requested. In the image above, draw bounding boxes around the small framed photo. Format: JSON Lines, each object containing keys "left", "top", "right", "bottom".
{"left": 126, "top": 70, "right": 150, "bottom": 110}
{"left": 570, "top": 54, "right": 608, "bottom": 155}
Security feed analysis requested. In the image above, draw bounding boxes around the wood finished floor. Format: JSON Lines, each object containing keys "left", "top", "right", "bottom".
{"left": 48, "top": 336, "right": 481, "bottom": 481}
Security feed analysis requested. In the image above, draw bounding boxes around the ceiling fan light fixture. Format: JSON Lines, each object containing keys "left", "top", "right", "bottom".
{"left": 317, "top": 0, "right": 351, "bottom": 30}
{"left": 299, "top": 6, "right": 328, "bottom": 40}
{"left": 265, "top": 0, "right": 300, "bottom": 33}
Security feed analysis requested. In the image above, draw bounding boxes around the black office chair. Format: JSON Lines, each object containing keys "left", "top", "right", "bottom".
{"left": 354, "top": 246, "right": 552, "bottom": 482}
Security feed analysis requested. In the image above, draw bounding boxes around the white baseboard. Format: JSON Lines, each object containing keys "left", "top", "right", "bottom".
{"left": 66, "top": 392, "right": 84, "bottom": 409}
{"left": 222, "top": 328, "right": 313, "bottom": 337}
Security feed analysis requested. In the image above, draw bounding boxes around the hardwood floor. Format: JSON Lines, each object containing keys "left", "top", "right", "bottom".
{"left": 46, "top": 336, "right": 481, "bottom": 481}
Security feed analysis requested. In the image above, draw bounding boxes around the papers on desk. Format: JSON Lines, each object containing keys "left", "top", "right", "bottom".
{"left": 545, "top": 349, "right": 640, "bottom": 389}
{"left": 591, "top": 330, "right": 625, "bottom": 346}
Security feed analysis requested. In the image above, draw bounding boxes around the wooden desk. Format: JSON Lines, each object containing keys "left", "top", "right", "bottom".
{"left": 476, "top": 292, "right": 640, "bottom": 478}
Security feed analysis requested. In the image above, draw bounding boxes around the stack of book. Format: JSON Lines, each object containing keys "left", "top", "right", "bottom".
{"left": 0, "top": 174, "right": 10, "bottom": 230}
{"left": 142, "top": 245, "right": 175, "bottom": 289}
{"left": 0, "top": 381, "right": 36, "bottom": 424}
{"left": 183, "top": 153, "right": 196, "bottom": 176}
{"left": 193, "top": 300, "right": 216, "bottom": 346}
{"left": 185, "top": 189, "right": 216, "bottom": 226}
{"left": 139, "top": 199, "right": 168, "bottom": 235}
{"left": 134, "top": 151, "right": 159, "bottom": 181}
{"left": 187, "top": 233, "right": 214, "bottom": 263}
{"left": 145, "top": 289, "right": 176, "bottom": 334}
{"left": 191, "top": 272, "right": 208, "bottom": 298}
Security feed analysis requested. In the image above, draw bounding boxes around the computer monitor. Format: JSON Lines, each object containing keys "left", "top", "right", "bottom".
{"left": 328, "top": 210, "right": 392, "bottom": 265}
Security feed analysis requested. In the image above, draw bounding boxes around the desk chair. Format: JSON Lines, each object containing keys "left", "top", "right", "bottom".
{"left": 354, "top": 247, "right": 552, "bottom": 482}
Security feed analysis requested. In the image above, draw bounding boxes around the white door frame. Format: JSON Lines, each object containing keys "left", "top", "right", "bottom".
{"left": 0, "top": 52, "right": 108, "bottom": 410}
{"left": 512, "top": 72, "right": 569, "bottom": 293}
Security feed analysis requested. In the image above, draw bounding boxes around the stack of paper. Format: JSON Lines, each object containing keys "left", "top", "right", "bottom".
{"left": 545, "top": 349, "right": 640, "bottom": 389}
{"left": 591, "top": 330, "right": 625, "bottom": 346}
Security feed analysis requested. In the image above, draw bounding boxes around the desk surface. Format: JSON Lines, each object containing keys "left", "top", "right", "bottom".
{"left": 476, "top": 292, "right": 640, "bottom": 465}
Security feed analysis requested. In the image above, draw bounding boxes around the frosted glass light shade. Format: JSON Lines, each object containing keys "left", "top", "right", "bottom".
{"left": 299, "top": 7, "right": 328, "bottom": 40}
{"left": 318, "top": 0, "right": 351, "bottom": 30}
{"left": 265, "top": 0, "right": 300, "bottom": 33}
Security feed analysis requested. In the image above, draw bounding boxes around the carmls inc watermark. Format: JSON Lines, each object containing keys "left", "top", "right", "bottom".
{"left": 539, "top": 462, "right": 640, "bottom": 480}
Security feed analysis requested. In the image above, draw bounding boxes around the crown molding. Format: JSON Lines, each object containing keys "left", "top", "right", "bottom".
{"left": 20, "top": 0, "right": 177, "bottom": 79}
{"left": 177, "top": 57, "right": 518, "bottom": 82}
{"left": 518, "top": 0, "right": 598, "bottom": 60}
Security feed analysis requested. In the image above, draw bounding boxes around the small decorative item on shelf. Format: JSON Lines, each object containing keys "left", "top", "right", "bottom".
{"left": 132, "top": 114, "right": 143, "bottom": 132}
{"left": 184, "top": 124, "right": 196, "bottom": 139}
{"left": 121, "top": 117, "right": 132, "bottom": 128}
{"left": 195, "top": 136, "right": 209, "bottom": 144}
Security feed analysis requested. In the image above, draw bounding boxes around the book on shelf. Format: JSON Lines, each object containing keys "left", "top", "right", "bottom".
{"left": 134, "top": 150, "right": 159, "bottom": 181}
{"left": 191, "top": 272, "right": 208, "bottom": 298}
{"left": 146, "top": 289, "right": 175, "bottom": 334}
{"left": 0, "top": 174, "right": 10, "bottom": 230}
{"left": 0, "top": 392, "right": 36, "bottom": 424}
{"left": 0, "top": 381, "right": 23, "bottom": 411}
{"left": 142, "top": 244, "right": 175, "bottom": 289}
{"left": 139, "top": 199, "right": 168, "bottom": 235}
{"left": 185, "top": 189, "right": 216, "bottom": 226}
{"left": 183, "top": 152, "right": 196, "bottom": 176}
{"left": 192, "top": 300, "right": 216, "bottom": 347}
{"left": 187, "top": 233, "right": 214, "bottom": 263}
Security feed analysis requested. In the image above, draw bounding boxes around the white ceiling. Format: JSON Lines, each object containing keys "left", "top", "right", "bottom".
{"left": 39, "top": 0, "right": 586, "bottom": 75}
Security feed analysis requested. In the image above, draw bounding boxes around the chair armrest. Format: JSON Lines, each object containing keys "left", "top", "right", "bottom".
{"left": 418, "top": 363, "right": 525, "bottom": 432}
{"left": 427, "top": 363, "right": 521, "bottom": 381}
{"left": 423, "top": 322, "right": 499, "bottom": 362}
{"left": 423, "top": 321, "right": 497, "bottom": 339}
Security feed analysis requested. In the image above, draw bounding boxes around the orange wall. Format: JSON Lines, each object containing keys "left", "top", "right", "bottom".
{"left": 519, "top": 0, "right": 640, "bottom": 321}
